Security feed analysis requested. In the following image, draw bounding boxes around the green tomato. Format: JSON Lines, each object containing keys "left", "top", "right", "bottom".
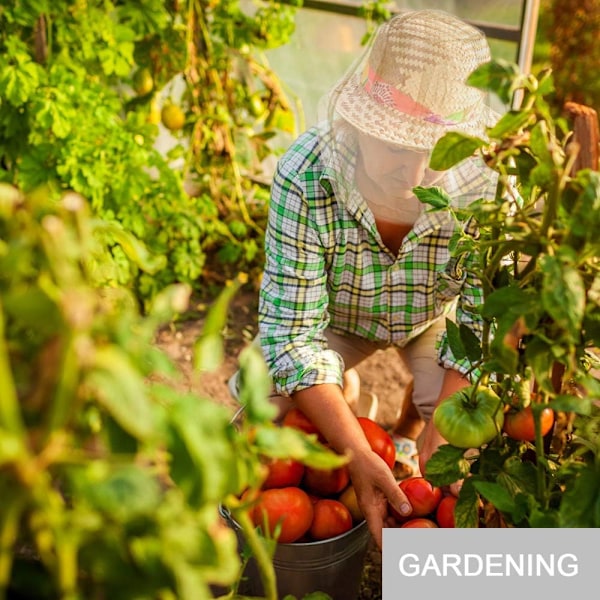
{"left": 433, "top": 386, "right": 504, "bottom": 449}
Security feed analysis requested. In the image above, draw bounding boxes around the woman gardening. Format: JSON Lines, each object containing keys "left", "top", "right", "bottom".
{"left": 233, "top": 9, "right": 500, "bottom": 548}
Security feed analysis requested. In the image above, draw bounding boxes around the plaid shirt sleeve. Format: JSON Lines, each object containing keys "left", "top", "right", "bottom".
{"left": 258, "top": 140, "right": 344, "bottom": 396}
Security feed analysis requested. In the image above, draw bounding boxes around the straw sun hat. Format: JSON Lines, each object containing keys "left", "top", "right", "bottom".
{"left": 332, "top": 10, "right": 496, "bottom": 150}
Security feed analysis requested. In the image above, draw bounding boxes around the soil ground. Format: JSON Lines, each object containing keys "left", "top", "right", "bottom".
{"left": 155, "top": 289, "right": 414, "bottom": 600}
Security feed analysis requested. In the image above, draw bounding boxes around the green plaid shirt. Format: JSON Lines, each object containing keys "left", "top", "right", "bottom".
{"left": 259, "top": 127, "right": 497, "bottom": 396}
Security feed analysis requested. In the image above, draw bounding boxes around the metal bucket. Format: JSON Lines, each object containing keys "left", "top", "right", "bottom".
{"left": 221, "top": 506, "right": 370, "bottom": 600}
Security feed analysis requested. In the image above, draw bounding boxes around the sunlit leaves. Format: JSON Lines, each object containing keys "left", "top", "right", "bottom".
{"left": 540, "top": 253, "right": 585, "bottom": 343}
{"left": 429, "top": 132, "right": 486, "bottom": 171}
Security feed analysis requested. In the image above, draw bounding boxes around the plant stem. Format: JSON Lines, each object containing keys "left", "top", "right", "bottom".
{"left": 228, "top": 503, "right": 278, "bottom": 600}
{"left": 0, "top": 492, "right": 25, "bottom": 595}
{"left": 0, "top": 302, "right": 24, "bottom": 435}
{"left": 533, "top": 403, "right": 549, "bottom": 509}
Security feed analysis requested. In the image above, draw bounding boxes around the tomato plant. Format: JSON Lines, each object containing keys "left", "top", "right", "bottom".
{"left": 503, "top": 405, "right": 555, "bottom": 442}
{"left": 303, "top": 464, "right": 350, "bottom": 497}
{"left": 420, "top": 61, "right": 600, "bottom": 529}
{"left": 261, "top": 457, "right": 305, "bottom": 489}
{"left": 0, "top": 0, "right": 302, "bottom": 306}
{"left": 309, "top": 499, "right": 353, "bottom": 541}
{"left": 357, "top": 416, "right": 396, "bottom": 469}
{"left": 251, "top": 487, "right": 314, "bottom": 544}
{"left": 435, "top": 495, "right": 457, "bottom": 528}
{"left": 401, "top": 518, "right": 438, "bottom": 528}
{"left": 433, "top": 386, "right": 504, "bottom": 448}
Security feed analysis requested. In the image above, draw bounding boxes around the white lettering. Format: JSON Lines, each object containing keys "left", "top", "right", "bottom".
{"left": 486, "top": 553, "right": 504, "bottom": 576}
{"left": 398, "top": 554, "right": 420, "bottom": 577}
{"left": 396, "top": 553, "right": 579, "bottom": 577}
{"left": 558, "top": 554, "right": 578, "bottom": 577}
{"left": 421, "top": 554, "right": 442, "bottom": 577}
{"left": 443, "top": 554, "right": 463, "bottom": 576}
{"left": 464, "top": 554, "right": 483, "bottom": 576}
{"left": 505, "top": 553, "right": 525, "bottom": 576}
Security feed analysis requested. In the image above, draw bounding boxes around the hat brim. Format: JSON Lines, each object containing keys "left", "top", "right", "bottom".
{"left": 333, "top": 74, "right": 497, "bottom": 150}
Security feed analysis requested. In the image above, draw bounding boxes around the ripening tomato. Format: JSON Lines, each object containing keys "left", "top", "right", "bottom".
{"left": 132, "top": 67, "right": 154, "bottom": 96}
{"left": 303, "top": 464, "right": 350, "bottom": 496}
{"left": 401, "top": 518, "right": 438, "bottom": 528}
{"left": 503, "top": 405, "right": 555, "bottom": 442}
{"left": 338, "top": 484, "right": 364, "bottom": 523}
{"left": 357, "top": 417, "right": 396, "bottom": 469}
{"left": 261, "top": 457, "right": 305, "bottom": 489}
{"left": 161, "top": 103, "right": 186, "bottom": 131}
{"left": 433, "top": 386, "right": 504, "bottom": 449}
{"left": 435, "top": 495, "right": 457, "bottom": 528}
{"left": 251, "top": 487, "right": 314, "bottom": 544}
{"left": 309, "top": 499, "right": 353, "bottom": 540}
{"left": 396, "top": 477, "right": 442, "bottom": 518}
{"left": 282, "top": 407, "right": 325, "bottom": 442}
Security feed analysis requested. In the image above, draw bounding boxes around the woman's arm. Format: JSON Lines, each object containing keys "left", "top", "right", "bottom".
{"left": 293, "top": 383, "right": 412, "bottom": 550}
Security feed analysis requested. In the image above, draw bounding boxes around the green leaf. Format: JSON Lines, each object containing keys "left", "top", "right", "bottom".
{"left": 237, "top": 343, "right": 277, "bottom": 422}
{"left": 529, "top": 121, "right": 552, "bottom": 164}
{"left": 466, "top": 59, "right": 520, "bottom": 104}
{"left": 528, "top": 507, "right": 560, "bottom": 527}
{"left": 472, "top": 480, "right": 528, "bottom": 523}
{"left": 95, "top": 220, "right": 167, "bottom": 274}
{"left": 0, "top": 429, "right": 26, "bottom": 467}
{"left": 86, "top": 346, "right": 156, "bottom": 440}
{"left": 168, "top": 393, "right": 241, "bottom": 505}
{"left": 195, "top": 332, "right": 224, "bottom": 373}
{"left": 540, "top": 254, "right": 585, "bottom": 342}
{"left": 559, "top": 462, "right": 600, "bottom": 527}
{"left": 424, "top": 444, "right": 471, "bottom": 487}
{"left": 487, "top": 110, "right": 533, "bottom": 139}
{"left": 413, "top": 186, "right": 451, "bottom": 210}
{"left": 430, "top": 132, "right": 486, "bottom": 171}
{"left": 549, "top": 394, "right": 592, "bottom": 415}
{"left": 0, "top": 61, "right": 41, "bottom": 106}
{"left": 481, "top": 286, "right": 531, "bottom": 319}
{"left": 71, "top": 464, "right": 162, "bottom": 522}
{"left": 445, "top": 319, "right": 466, "bottom": 361}
{"left": 253, "top": 424, "right": 348, "bottom": 470}
{"left": 460, "top": 323, "right": 482, "bottom": 363}
{"left": 454, "top": 477, "right": 480, "bottom": 528}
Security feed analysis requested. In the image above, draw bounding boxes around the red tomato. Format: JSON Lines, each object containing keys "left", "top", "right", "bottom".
{"left": 303, "top": 464, "right": 350, "bottom": 497}
{"left": 282, "top": 407, "right": 325, "bottom": 442}
{"left": 435, "top": 495, "right": 457, "bottom": 528}
{"left": 251, "top": 487, "right": 314, "bottom": 543}
{"left": 261, "top": 457, "right": 305, "bottom": 489}
{"left": 394, "top": 477, "right": 442, "bottom": 518}
{"left": 309, "top": 499, "right": 353, "bottom": 540}
{"left": 401, "top": 518, "right": 438, "bottom": 528}
{"left": 503, "top": 405, "right": 555, "bottom": 442}
{"left": 357, "top": 417, "right": 396, "bottom": 469}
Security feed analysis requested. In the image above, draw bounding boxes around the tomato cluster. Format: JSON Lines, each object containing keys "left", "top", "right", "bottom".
{"left": 434, "top": 386, "right": 556, "bottom": 449}
{"left": 249, "top": 409, "right": 397, "bottom": 543}
{"left": 388, "top": 476, "right": 457, "bottom": 528}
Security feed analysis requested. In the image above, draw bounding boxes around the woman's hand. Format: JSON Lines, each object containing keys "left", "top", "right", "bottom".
{"left": 348, "top": 446, "right": 412, "bottom": 549}
{"left": 293, "top": 383, "right": 412, "bottom": 550}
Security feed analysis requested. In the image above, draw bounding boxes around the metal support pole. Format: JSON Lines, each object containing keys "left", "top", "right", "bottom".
{"left": 517, "top": 0, "right": 541, "bottom": 74}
